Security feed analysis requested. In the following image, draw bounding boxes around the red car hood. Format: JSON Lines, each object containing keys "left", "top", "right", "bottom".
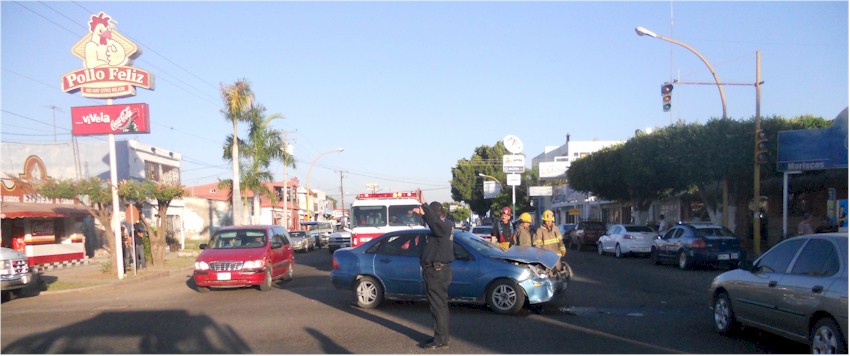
{"left": 196, "top": 247, "right": 266, "bottom": 262}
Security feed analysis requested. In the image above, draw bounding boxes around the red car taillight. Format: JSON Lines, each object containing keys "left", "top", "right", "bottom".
{"left": 692, "top": 239, "right": 707, "bottom": 248}
{"left": 332, "top": 257, "right": 339, "bottom": 270}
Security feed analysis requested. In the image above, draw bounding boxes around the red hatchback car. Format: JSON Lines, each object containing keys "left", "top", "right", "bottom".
{"left": 193, "top": 225, "right": 294, "bottom": 292}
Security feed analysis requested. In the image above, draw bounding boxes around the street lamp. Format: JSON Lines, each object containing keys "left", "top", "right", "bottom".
{"left": 305, "top": 147, "right": 344, "bottom": 222}
{"left": 636, "top": 25, "right": 731, "bottom": 228}
{"left": 478, "top": 173, "right": 513, "bottom": 220}
{"left": 635, "top": 26, "right": 727, "bottom": 120}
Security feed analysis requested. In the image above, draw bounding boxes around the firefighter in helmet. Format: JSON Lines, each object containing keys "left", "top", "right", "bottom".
{"left": 512, "top": 212, "right": 534, "bottom": 247}
{"left": 491, "top": 206, "right": 514, "bottom": 251}
{"left": 534, "top": 210, "right": 566, "bottom": 269}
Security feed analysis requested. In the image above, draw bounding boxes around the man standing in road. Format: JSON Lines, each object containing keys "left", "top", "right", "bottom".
{"left": 533, "top": 210, "right": 566, "bottom": 269}
{"left": 798, "top": 212, "right": 815, "bottom": 236}
{"left": 513, "top": 212, "right": 534, "bottom": 247}
{"left": 491, "top": 206, "right": 514, "bottom": 251}
{"left": 411, "top": 190, "right": 453, "bottom": 350}
{"left": 658, "top": 214, "right": 671, "bottom": 233}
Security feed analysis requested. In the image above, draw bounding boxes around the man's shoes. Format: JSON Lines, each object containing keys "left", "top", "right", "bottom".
{"left": 421, "top": 342, "right": 448, "bottom": 350}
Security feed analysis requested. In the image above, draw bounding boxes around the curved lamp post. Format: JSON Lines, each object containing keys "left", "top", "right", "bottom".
{"left": 636, "top": 25, "right": 732, "bottom": 229}
{"left": 635, "top": 26, "right": 727, "bottom": 120}
{"left": 478, "top": 173, "right": 513, "bottom": 220}
{"left": 305, "top": 147, "right": 344, "bottom": 222}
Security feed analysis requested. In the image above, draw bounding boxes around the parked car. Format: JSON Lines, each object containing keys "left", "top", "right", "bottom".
{"left": 308, "top": 231, "right": 323, "bottom": 248}
{"left": 559, "top": 223, "right": 577, "bottom": 245}
{"left": 193, "top": 225, "right": 294, "bottom": 293}
{"left": 710, "top": 233, "right": 847, "bottom": 354}
{"left": 1, "top": 247, "right": 33, "bottom": 301}
{"left": 568, "top": 220, "right": 607, "bottom": 251}
{"left": 331, "top": 229, "right": 571, "bottom": 315}
{"left": 597, "top": 224, "right": 656, "bottom": 258}
{"left": 650, "top": 222, "right": 742, "bottom": 270}
{"left": 288, "top": 230, "right": 315, "bottom": 252}
{"left": 327, "top": 231, "right": 352, "bottom": 253}
{"left": 470, "top": 225, "right": 493, "bottom": 239}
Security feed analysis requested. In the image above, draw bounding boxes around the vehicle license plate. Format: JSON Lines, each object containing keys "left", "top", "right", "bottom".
{"left": 637, "top": 247, "right": 650, "bottom": 252}
{"left": 730, "top": 253, "right": 739, "bottom": 259}
{"left": 217, "top": 272, "right": 231, "bottom": 281}
{"left": 718, "top": 254, "right": 730, "bottom": 260}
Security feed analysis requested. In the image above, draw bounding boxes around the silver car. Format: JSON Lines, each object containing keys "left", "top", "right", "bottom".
{"left": 709, "top": 233, "right": 847, "bottom": 353}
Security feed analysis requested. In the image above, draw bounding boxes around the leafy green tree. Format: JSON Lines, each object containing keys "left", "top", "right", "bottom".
{"left": 35, "top": 178, "right": 119, "bottom": 273}
{"left": 446, "top": 204, "right": 471, "bottom": 224}
{"left": 221, "top": 79, "right": 254, "bottom": 225}
{"left": 223, "top": 104, "right": 293, "bottom": 224}
{"left": 118, "top": 179, "right": 185, "bottom": 266}
{"left": 450, "top": 141, "right": 535, "bottom": 219}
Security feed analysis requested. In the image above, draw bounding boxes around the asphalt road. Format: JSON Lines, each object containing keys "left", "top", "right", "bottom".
{"left": 1, "top": 245, "right": 808, "bottom": 353}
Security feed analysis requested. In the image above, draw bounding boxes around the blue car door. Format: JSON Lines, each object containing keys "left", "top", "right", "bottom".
{"left": 373, "top": 232, "right": 425, "bottom": 297}
{"left": 448, "top": 241, "right": 479, "bottom": 300}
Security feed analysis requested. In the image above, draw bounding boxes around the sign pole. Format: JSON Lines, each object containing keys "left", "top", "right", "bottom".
{"left": 109, "top": 100, "right": 124, "bottom": 279}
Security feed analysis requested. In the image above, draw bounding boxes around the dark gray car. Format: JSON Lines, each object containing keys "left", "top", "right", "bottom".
{"left": 650, "top": 222, "right": 742, "bottom": 270}
{"left": 710, "top": 233, "right": 848, "bottom": 354}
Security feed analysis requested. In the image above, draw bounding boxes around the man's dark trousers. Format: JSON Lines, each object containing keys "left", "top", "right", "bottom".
{"left": 424, "top": 264, "right": 452, "bottom": 345}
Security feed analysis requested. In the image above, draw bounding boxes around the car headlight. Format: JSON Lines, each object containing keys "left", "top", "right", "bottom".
{"left": 243, "top": 260, "right": 265, "bottom": 269}
{"left": 195, "top": 261, "right": 209, "bottom": 270}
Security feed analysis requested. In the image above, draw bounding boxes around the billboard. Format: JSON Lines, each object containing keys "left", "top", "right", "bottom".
{"left": 539, "top": 161, "right": 570, "bottom": 179}
{"left": 777, "top": 108, "right": 848, "bottom": 172}
{"left": 71, "top": 103, "right": 150, "bottom": 135}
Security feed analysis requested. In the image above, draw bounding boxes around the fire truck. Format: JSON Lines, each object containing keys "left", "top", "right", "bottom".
{"left": 348, "top": 191, "right": 425, "bottom": 247}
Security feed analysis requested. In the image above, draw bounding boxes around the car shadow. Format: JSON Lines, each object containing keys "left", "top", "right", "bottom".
{"left": 1, "top": 310, "right": 251, "bottom": 353}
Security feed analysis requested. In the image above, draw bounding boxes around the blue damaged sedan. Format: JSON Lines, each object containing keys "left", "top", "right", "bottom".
{"left": 331, "top": 229, "right": 571, "bottom": 314}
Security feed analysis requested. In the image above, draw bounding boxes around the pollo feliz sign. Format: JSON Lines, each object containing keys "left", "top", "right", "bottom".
{"left": 71, "top": 103, "right": 150, "bottom": 135}
{"left": 62, "top": 12, "right": 154, "bottom": 99}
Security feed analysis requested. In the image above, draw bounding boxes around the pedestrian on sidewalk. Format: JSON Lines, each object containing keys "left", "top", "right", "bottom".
{"left": 134, "top": 226, "right": 147, "bottom": 269}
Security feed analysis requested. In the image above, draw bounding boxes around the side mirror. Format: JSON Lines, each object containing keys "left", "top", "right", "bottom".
{"left": 199, "top": 243, "right": 208, "bottom": 250}
{"left": 271, "top": 241, "right": 283, "bottom": 249}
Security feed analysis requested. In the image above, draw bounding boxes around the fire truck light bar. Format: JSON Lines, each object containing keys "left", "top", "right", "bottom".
{"left": 356, "top": 191, "right": 418, "bottom": 199}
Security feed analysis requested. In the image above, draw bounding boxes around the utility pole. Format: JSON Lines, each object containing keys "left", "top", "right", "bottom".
{"left": 280, "top": 130, "right": 296, "bottom": 230}
{"left": 44, "top": 105, "right": 62, "bottom": 142}
{"left": 336, "top": 170, "right": 347, "bottom": 225}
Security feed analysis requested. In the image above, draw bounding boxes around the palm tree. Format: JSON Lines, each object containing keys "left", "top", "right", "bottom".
{"left": 220, "top": 80, "right": 254, "bottom": 225}
{"left": 223, "top": 105, "right": 296, "bottom": 224}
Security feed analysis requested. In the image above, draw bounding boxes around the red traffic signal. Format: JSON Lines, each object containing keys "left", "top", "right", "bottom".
{"left": 661, "top": 83, "right": 673, "bottom": 112}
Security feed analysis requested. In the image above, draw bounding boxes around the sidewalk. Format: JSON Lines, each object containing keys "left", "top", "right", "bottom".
{"left": 25, "top": 250, "right": 197, "bottom": 296}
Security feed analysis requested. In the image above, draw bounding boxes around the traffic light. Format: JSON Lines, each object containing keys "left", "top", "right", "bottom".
{"left": 756, "top": 129, "right": 769, "bottom": 164}
{"left": 661, "top": 83, "right": 673, "bottom": 112}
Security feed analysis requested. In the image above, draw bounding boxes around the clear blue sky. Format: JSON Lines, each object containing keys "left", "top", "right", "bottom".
{"left": 2, "top": 1, "right": 847, "bottom": 204}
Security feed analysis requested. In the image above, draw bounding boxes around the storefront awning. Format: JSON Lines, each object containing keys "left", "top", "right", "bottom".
{"left": 0, "top": 202, "right": 90, "bottom": 219}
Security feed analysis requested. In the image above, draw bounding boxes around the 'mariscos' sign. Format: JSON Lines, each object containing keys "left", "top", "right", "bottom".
{"left": 62, "top": 12, "right": 154, "bottom": 98}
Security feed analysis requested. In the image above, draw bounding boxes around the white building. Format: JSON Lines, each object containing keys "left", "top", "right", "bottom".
{"left": 530, "top": 134, "right": 623, "bottom": 224}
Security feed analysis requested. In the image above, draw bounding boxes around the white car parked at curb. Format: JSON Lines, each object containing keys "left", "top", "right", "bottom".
{"left": 598, "top": 224, "right": 656, "bottom": 258}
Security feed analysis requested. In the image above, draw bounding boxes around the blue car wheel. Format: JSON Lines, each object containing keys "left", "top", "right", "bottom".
{"left": 355, "top": 276, "right": 384, "bottom": 309}
{"left": 487, "top": 279, "right": 524, "bottom": 315}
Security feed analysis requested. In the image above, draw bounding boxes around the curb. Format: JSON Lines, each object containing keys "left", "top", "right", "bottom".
{"left": 39, "top": 266, "right": 194, "bottom": 295}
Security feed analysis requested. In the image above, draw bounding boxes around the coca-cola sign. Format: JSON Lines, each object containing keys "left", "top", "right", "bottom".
{"left": 71, "top": 103, "right": 150, "bottom": 136}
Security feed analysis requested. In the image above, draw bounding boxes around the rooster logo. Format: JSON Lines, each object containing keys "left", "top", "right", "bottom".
{"left": 71, "top": 12, "right": 137, "bottom": 69}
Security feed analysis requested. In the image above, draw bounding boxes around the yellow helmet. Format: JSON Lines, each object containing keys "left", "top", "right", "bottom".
{"left": 518, "top": 212, "right": 533, "bottom": 223}
{"left": 542, "top": 210, "right": 555, "bottom": 222}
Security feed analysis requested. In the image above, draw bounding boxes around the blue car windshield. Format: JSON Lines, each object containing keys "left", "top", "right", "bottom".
{"left": 456, "top": 232, "right": 505, "bottom": 257}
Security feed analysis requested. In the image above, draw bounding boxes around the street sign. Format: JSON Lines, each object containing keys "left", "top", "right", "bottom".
{"left": 506, "top": 173, "right": 521, "bottom": 186}
{"left": 528, "top": 186, "right": 553, "bottom": 197}
{"left": 503, "top": 135, "right": 524, "bottom": 154}
{"left": 502, "top": 154, "right": 525, "bottom": 173}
